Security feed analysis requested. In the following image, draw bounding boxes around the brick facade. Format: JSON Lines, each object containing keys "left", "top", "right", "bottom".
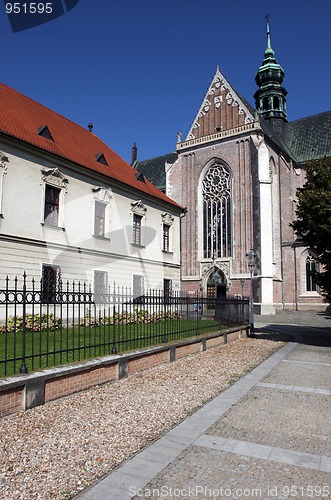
{"left": 44, "top": 365, "right": 117, "bottom": 403}
{"left": 166, "top": 68, "right": 326, "bottom": 313}
{"left": 0, "top": 386, "right": 23, "bottom": 418}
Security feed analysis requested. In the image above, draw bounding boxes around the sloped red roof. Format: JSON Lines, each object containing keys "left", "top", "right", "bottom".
{"left": 0, "top": 82, "right": 183, "bottom": 210}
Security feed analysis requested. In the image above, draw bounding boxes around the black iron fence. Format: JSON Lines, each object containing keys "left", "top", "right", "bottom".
{"left": 0, "top": 273, "right": 249, "bottom": 377}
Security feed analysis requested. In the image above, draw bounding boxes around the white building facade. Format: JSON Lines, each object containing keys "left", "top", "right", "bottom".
{"left": 0, "top": 83, "right": 184, "bottom": 298}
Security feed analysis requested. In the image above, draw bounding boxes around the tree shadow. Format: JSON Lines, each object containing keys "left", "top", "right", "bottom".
{"left": 254, "top": 324, "right": 331, "bottom": 347}
{"left": 316, "top": 309, "right": 331, "bottom": 321}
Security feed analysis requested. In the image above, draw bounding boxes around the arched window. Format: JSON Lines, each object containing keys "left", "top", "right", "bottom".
{"left": 273, "top": 96, "right": 280, "bottom": 110}
{"left": 262, "top": 97, "right": 269, "bottom": 110}
{"left": 202, "top": 164, "right": 232, "bottom": 258}
{"left": 306, "top": 255, "right": 317, "bottom": 292}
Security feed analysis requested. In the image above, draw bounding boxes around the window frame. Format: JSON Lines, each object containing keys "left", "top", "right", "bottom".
{"left": 94, "top": 200, "right": 106, "bottom": 238}
{"left": 41, "top": 264, "right": 61, "bottom": 303}
{"left": 132, "top": 213, "right": 142, "bottom": 246}
{"left": 162, "top": 223, "right": 170, "bottom": 252}
{"left": 93, "top": 270, "right": 109, "bottom": 304}
{"left": 44, "top": 183, "right": 61, "bottom": 227}
{"left": 163, "top": 278, "right": 172, "bottom": 303}
{"left": 202, "top": 163, "right": 232, "bottom": 259}
{"left": 133, "top": 274, "right": 144, "bottom": 303}
{"left": 305, "top": 255, "right": 317, "bottom": 292}
{"left": 41, "top": 169, "right": 68, "bottom": 229}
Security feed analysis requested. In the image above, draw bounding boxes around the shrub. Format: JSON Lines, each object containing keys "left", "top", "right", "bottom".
{"left": 0, "top": 314, "right": 62, "bottom": 334}
{"left": 81, "top": 308, "right": 181, "bottom": 327}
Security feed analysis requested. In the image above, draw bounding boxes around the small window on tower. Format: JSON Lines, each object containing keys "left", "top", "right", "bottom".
{"left": 262, "top": 97, "right": 269, "bottom": 110}
{"left": 273, "top": 96, "right": 280, "bottom": 110}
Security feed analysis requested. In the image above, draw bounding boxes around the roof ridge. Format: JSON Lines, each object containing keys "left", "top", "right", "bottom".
{"left": 0, "top": 81, "right": 95, "bottom": 136}
{"left": 138, "top": 152, "right": 177, "bottom": 164}
{"left": 289, "top": 109, "right": 331, "bottom": 124}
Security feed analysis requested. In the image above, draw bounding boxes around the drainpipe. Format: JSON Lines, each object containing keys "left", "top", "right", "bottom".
{"left": 278, "top": 156, "right": 285, "bottom": 309}
{"left": 294, "top": 244, "right": 298, "bottom": 311}
{"left": 179, "top": 208, "right": 187, "bottom": 298}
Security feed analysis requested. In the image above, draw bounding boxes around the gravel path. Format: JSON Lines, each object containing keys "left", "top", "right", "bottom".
{"left": 0, "top": 337, "right": 284, "bottom": 499}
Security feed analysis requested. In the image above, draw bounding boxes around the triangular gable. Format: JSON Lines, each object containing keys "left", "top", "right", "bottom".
{"left": 186, "top": 67, "right": 255, "bottom": 140}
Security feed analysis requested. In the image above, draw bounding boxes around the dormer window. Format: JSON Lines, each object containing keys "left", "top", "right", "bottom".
{"left": 38, "top": 126, "right": 54, "bottom": 141}
{"left": 134, "top": 172, "right": 145, "bottom": 183}
{"left": 95, "top": 154, "right": 108, "bottom": 166}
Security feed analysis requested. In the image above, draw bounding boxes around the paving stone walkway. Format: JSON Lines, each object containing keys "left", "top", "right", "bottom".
{"left": 75, "top": 311, "right": 331, "bottom": 499}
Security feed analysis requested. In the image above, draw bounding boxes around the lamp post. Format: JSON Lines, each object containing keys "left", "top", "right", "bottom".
{"left": 246, "top": 249, "right": 257, "bottom": 337}
{"left": 240, "top": 278, "right": 245, "bottom": 298}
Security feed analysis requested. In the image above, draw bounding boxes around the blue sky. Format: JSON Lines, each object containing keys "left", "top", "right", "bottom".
{"left": 0, "top": 0, "right": 330, "bottom": 163}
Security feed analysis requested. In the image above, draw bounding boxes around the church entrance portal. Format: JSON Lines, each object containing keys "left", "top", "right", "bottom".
{"left": 206, "top": 269, "right": 227, "bottom": 299}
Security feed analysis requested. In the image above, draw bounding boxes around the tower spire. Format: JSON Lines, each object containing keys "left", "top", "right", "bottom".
{"left": 265, "top": 14, "right": 271, "bottom": 50}
{"left": 254, "top": 16, "right": 288, "bottom": 133}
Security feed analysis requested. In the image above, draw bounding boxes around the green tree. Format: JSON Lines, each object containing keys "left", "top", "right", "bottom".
{"left": 291, "top": 157, "right": 331, "bottom": 300}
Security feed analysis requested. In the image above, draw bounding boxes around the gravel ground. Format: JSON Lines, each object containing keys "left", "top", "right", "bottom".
{"left": 0, "top": 337, "right": 284, "bottom": 499}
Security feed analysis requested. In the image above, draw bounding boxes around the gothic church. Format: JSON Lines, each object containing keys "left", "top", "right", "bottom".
{"left": 137, "top": 21, "right": 331, "bottom": 313}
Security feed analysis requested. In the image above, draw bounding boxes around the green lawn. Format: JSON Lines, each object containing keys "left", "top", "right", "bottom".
{"left": 0, "top": 318, "right": 222, "bottom": 377}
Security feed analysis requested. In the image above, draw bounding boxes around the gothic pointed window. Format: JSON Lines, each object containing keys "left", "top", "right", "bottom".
{"left": 262, "top": 97, "right": 269, "bottom": 111}
{"left": 202, "top": 164, "right": 232, "bottom": 258}
{"left": 306, "top": 255, "right": 317, "bottom": 292}
{"left": 273, "top": 96, "right": 280, "bottom": 110}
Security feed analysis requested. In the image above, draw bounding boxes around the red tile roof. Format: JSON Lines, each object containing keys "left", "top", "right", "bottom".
{"left": 0, "top": 82, "right": 183, "bottom": 210}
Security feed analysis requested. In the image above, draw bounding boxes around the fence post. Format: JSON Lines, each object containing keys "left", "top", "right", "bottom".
{"left": 195, "top": 291, "right": 200, "bottom": 335}
{"left": 112, "top": 304, "right": 117, "bottom": 354}
{"left": 162, "top": 289, "right": 167, "bottom": 343}
{"left": 20, "top": 272, "right": 28, "bottom": 374}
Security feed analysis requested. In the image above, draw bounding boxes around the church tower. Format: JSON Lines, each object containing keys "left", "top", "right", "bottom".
{"left": 254, "top": 17, "right": 287, "bottom": 134}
